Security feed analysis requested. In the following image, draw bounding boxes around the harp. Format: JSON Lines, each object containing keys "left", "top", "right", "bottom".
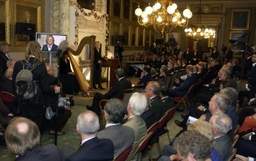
{"left": 66, "top": 35, "right": 96, "bottom": 96}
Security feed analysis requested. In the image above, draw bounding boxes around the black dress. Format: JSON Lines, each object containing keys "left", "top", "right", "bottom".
{"left": 59, "top": 58, "right": 80, "bottom": 94}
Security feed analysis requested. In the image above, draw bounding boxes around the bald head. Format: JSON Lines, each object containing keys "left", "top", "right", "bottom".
{"left": 77, "top": 111, "right": 99, "bottom": 135}
{"left": 46, "top": 64, "right": 54, "bottom": 76}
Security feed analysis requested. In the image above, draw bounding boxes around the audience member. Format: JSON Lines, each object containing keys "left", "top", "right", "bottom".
{"left": 169, "top": 65, "right": 197, "bottom": 98}
{"left": 167, "top": 61, "right": 174, "bottom": 74}
{"left": 137, "top": 65, "right": 152, "bottom": 88}
{"left": 0, "top": 99, "right": 13, "bottom": 127}
{"left": 141, "top": 81, "right": 165, "bottom": 128}
{"left": 0, "top": 42, "right": 10, "bottom": 81}
{"left": 86, "top": 68, "right": 132, "bottom": 117}
{"left": 236, "top": 130, "right": 256, "bottom": 158}
{"left": 238, "top": 52, "right": 256, "bottom": 108}
{"left": 5, "top": 117, "right": 62, "bottom": 161}
{"left": 174, "top": 130, "right": 212, "bottom": 161}
{"left": 209, "top": 112, "right": 233, "bottom": 161}
{"left": 97, "top": 98, "right": 134, "bottom": 157}
{"left": 1, "top": 59, "right": 16, "bottom": 82}
{"left": 160, "top": 85, "right": 174, "bottom": 111}
{"left": 159, "top": 65, "right": 168, "bottom": 77}
{"left": 12, "top": 41, "right": 61, "bottom": 134}
{"left": 124, "top": 92, "right": 148, "bottom": 161}
{"left": 64, "top": 111, "right": 114, "bottom": 161}
{"left": 210, "top": 46, "right": 219, "bottom": 60}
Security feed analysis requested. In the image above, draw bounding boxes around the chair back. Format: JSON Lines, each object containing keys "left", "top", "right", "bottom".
{"left": 158, "top": 113, "right": 168, "bottom": 129}
{"left": 228, "top": 148, "right": 237, "bottom": 161}
{"left": 99, "top": 99, "right": 108, "bottom": 124}
{"left": 157, "top": 76, "right": 166, "bottom": 85}
{"left": 147, "top": 121, "right": 159, "bottom": 134}
{"left": 166, "top": 107, "right": 176, "bottom": 122}
{"left": 165, "top": 74, "right": 172, "bottom": 88}
{"left": 121, "top": 88, "right": 134, "bottom": 105}
{"left": 169, "top": 71, "right": 177, "bottom": 87}
{"left": 113, "top": 145, "right": 133, "bottom": 161}
{"left": 0, "top": 91, "right": 14, "bottom": 102}
{"left": 134, "top": 84, "right": 144, "bottom": 93}
{"left": 127, "top": 132, "right": 153, "bottom": 161}
{"left": 177, "top": 69, "right": 186, "bottom": 79}
{"left": 233, "top": 125, "right": 240, "bottom": 135}
{"left": 232, "top": 134, "right": 239, "bottom": 148}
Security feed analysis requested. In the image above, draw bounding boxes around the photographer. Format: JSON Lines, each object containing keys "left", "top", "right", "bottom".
{"left": 115, "top": 40, "right": 124, "bottom": 67}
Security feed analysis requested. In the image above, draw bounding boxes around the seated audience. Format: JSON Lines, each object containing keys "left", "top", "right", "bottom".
{"left": 124, "top": 92, "right": 148, "bottom": 161}
{"left": 137, "top": 65, "right": 152, "bottom": 88}
{"left": 209, "top": 112, "right": 233, "bottom": 161}
{"left": 167, "top": 61, "right": 174, "bottom": 74}
{"left": 97, "top": 98, "right": 134, "bottom": 157}
{"left": 5, "top": 117, "right": 62, "bottom": 161}
{"left": 169, "top": 65, "right": 198, "bottom": 98}
{"left": 86, "top": 68, "right": 132, "bottom": 117}
{"left": 160, "top": 85, "right": 174, "bottom": 111}
{"left": 63, "top": 111, "right": 114, "bottom": 161}
{"left": 0, "top": 99, "right": 13, "bottom": 127}
{"left": 59, "top": 50, "right": 80, "bottom": 95}
{"left": 141, "top": 81, "right": 165, "bottom": 128}
{"left": 159, "top": 65, "right": 168, "bottom": 77}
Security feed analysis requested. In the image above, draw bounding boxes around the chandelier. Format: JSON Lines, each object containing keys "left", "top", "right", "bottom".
{"left": 134, "top": 0, "right": 193, "bottom": 35}
{"left": 184, "top": 0, "right": 216, "bottom": 40}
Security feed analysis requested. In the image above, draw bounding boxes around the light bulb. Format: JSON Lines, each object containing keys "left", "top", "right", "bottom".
{"left": 157, "top": 16, "right": 162, "bottom": 22}
{"left": 135, "top": 8, "right": 142, "bottom": 16}
{"left": 145, "top": 6, "right": 153, "bottom": 14}
{"left": 155, "top": 2, "right": 161, "bottom": 10}
{"left": 172, "top": 3, "right": 177, "bottom": 10}
{"left": 167, "top": 5, "right": 175, "bottom": 14}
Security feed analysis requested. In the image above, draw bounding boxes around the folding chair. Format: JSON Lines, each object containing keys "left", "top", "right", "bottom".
{"left": 121, "top": 88, "right": 134, "bottom": 105}
{"left": 113, "top": 145, "right": 133, "bottom": 161}
{"left": 99, "top": 99, "right": 108, "bottom": 125}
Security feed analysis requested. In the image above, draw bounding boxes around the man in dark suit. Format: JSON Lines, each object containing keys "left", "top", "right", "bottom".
{"left": 160, "top": 85, "right": 174, "bottom": 111}
{"left": 41, "top": 35, "right": 58, "bottom": 51}
{"left": 141, "top": 81, "right": 165, "bottom": 128}
{"left": 210, "top": 46, "right": 219, "bottom": 60}
{"left": 64, "top": 111, "right": 114, "bottom": 161}
{"left": 174, "top": 44, "right": 181, "bottom": 58}
{"left": 169, "top": 65, "right": 198, "bottom": 98}
{"left": 137, "top": 65, "right": 152, "bottom": 88}
{"left": 238, "top": 53, "right": 256, "bottom": 108}
{"left": 0, "top": 42, "right": 10, "bottom": 81}
{"left": 5, "top": 117, "right": 62, "bottom": 161}
{"left": 86, "top": 68, "right": 132, "bottom": 117}
{"left": 236, "top": 131, "right": 256, "bottom": 158}
{"left": 97, "top": 98, "right": 134, "bottom": 157}
{"left": 183, "top": 47, "right": 191, "bottom": 64}
{"left": 191, "top": 49, "right": 200, "bottom": 65}
{"left": 93, "top": 42, "right": 106, "bottom": 89}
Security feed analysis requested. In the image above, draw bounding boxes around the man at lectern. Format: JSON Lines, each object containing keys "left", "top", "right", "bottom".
{"left": 93, "top": 42, "right": 106, "bottom": 90}
{"left": 42, "top": 35, "right": 58, "bottom": 51}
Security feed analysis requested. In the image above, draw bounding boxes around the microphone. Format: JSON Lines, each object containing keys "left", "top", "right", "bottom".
{"left": 57, "top": 40, "right": 69, "bottom": 55}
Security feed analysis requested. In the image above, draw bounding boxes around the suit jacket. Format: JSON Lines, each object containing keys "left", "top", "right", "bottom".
{"left": 214, "top": 135, "right": 232, "bottom": 161}
{"left": 141, "top": 108, "right": 158, "bottom": 129}
{"left": 169, "top": 74, "right": 197, "bottom": 98}
{"left": 124, "top": 116, "right": 147, "bottom": 161}
{"left": 42, "top": 44, "right": 58, "bottom": 51}
{"left": 137, "top": 73, "right": 152, "bottom": 87}
{"left": 65, "top": 137, "right": 113, "bottom": 161}
{"left": 161, "top": 97, "right": 174, "bottom": 112}
{"left": 94, "top": 48, "right": 105, "bottom": 69}
{"left": 104, "top": 77, "right": 132, "bottom": 99}
{"left": 16, "top": 145, "right": 62, "bottom": 161}
{"left": 97, "top": 125, "right": 134, "bottom": 157}
{"left": 0, "top": 51, "right": 9, "bottom": 75}
{"left": 210, "top": 51, "right": 219, "bottom": 60}
{"left": 150, "top": 96, "right": 166, "bottom": 119}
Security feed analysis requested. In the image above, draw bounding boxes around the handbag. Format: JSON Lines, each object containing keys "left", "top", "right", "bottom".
{"left": 45, "top": 105, "right": 55, "bottom": 120}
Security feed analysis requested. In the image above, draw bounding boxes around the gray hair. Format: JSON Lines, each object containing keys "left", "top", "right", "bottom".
{"left": 214, "top": 93, "right": 231, "bottom": 112}
{"left": 220, "top": 87, "right": 238, "bottom": 106}
{"left": 219, "top": 68, "right": 230, "bottom": 79}
{"left": 77, "top": 111, "right": 99, "bottom": 134}
{"left": 104, "top": 98, "right": 126, "bottom": 123}
{"left": 129, "top": 92, "right": 148, "bottom": 116}
{"left": 147, "top": 81, "right": 161, "bottom": 95}
{"left": 211, "top": 112, "right": 232, "bottom": 134}
{"left": 186, "top": 65, "right": 193, "bottom": 72}
{"left": 114, "top": 68, "right": 125, "bottom": 78}
{"left": 0, "top": 42, "right": 10, "bottom": 50}
{"left": 6, "top": 59, "right": 15, "bottom": 68}
{"left": 161, "top": 65, "right": 168, "bottom": 74}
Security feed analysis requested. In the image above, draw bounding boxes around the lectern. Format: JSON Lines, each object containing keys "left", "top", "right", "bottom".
{"left": 101, "top": 58, "right": 119, "bottom": 88}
